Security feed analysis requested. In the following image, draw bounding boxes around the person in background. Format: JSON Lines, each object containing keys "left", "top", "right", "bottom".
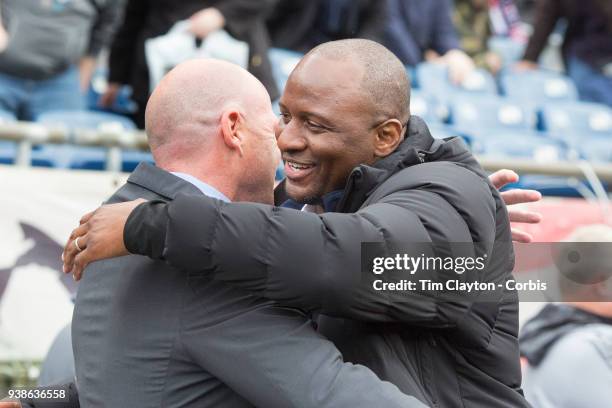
{"left": 0, "top": 0, "right": 124, "bottom": 120}
{"left": 454, "top": 0, "right": 526, "bottom": 74}
{"left": 384, "top": 0, "right": 476, "bottom": 84}
{"left": 100, "top": 0, "right": 279, "bottom": 129}
{"left": 454, "top": 0, "right": 502, "bottom": 73}
{"left": 516, "top": 0, "right": 612, "bottom": 106}
{"left": 520, "top": 224, "right": 612, "bottom": 407}
{"left": 266, "top": 0, "right": 386, "bottom": 53}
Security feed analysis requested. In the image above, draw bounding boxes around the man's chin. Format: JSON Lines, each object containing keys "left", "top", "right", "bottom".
{"left": 285, "top": 183, "right": 321, "bottom": 205}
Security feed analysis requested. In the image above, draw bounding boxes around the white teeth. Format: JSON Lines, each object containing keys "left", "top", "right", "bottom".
{"left": 288, "top": 161, "right": 313, "bottom": 170}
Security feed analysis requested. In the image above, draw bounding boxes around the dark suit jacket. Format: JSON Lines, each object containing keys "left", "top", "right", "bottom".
{"left": 108, "top": 0, "right": 279, "bottom": 127}
{"left": 71, "top": 163, "right": 424, "bottom": 408}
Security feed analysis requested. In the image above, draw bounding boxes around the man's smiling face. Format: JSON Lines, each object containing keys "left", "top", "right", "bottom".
{"left": 276, "top": 53, "right": 380, "bottom": 204}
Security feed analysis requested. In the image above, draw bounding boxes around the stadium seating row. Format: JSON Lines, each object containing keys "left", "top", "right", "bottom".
{"left": 0, "top": 48, "right": 609, "bottom": 194}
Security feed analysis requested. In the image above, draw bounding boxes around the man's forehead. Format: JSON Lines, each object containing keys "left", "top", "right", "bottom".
{"left": 283, "top": 55, "right": 369, "bottom": 111}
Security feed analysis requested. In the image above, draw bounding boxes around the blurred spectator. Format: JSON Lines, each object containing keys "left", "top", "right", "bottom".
{"left": 384, "top": 0, "right": 476, "bottom": 84}
{"left": 454, "top": 0, "right": 526, "bottom": 73}
{"left": 266, "top": 0, "right": 386, "bottom": 53}
{"left": 520, "top": 225, "right": 612, "bottom": 407}
{"left": 516, "top": 0, "right": 612, "bottom": 106}
{"left": 0, "top": 0, "right": 124, "bottom": 121}
{"left": 454, "top": 0, "right": 503, "bottom": 73}
{"left": 101, "top": 0, "right": 279, "bottom": 128}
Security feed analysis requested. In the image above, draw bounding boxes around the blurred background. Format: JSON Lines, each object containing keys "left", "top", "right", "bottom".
{"left": 0, "top": 0, "right": 611, "bottom": 405}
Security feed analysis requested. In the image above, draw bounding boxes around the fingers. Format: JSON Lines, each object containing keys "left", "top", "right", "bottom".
{"left": 63, "top": 225, "right": 89, "bottom": 274}
{"left": 72, "top": 251, "right": 90, "bottom": 281}
{"left": 501, "top": 189, "right": 542, "bottom": 206}
{"left": 80, "top": 210, "right": 95, "bottom": 225}
{"left": 489, "top": 169, "right": 519, "bottom": 190}
{"left": 508, "top": 209, "right": 542, "bottom": 224}
{"left": 0, "top": 402, "right": 22, "bottom": 408}
{"left": 511, "top": 229, "right": 534, "bottom": 243}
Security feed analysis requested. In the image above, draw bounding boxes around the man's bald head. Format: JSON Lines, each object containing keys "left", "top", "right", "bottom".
{"left": 297, "top": 39, "right": 410, "bottom": 124}
{"left": 145, "top": 59, "right": 270, "bottom": 152}
{"left": 144, "top": 58, "right": 280, "bottom": 204}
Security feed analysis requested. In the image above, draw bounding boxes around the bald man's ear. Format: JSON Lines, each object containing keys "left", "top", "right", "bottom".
{"left": 373, "top": 119, "right": 404, "bottom": 158}
{"left": 220, "top": 109, "right": 245, "bottom": 156}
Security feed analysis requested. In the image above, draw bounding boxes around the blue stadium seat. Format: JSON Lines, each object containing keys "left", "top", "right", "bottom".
{"left": 121, "top": 150, "right": 154, "bottom": 172}
{"left": 449, "top": 95, "right": 537, "bottom": 131}
{"left": 268, "top": 48, "right": 304, "bottom": 93}
{"left": 406, "top": 66, "right": 418, "bottom": 89}
{"left": 416, "top": 63, "right": 497, "bottom": 99}
{"left": 35, "top": 111, "right": 136, "bottom": 169}
{"left": 87, "top": 68, "right": 138, "bottom": 115}
{"left": 0, "top": 110, "right": 16, "bottom": 122}
{"left": 487, "top": 36, "right": 525, "bottom": 68}
{"left": 0, "top": 141, "right": 16, "bottom": 165}
{"left": 541, "top": 101, "right": 612, "bottom": 144}
{"left": 502, "top": 175, "right": 603, "bottom": 198}
{"left": 473, "top": 130, "right": 568, "bottom": 160}
{"left": 500, "top": 69, "right": 578, "bottom": 104}
{"left": 37, "top": 110, "right": 136, "bottom": 131}
{"left": 427, "top": 124, "right": 472, "bottom": 147}
{"left": 410, "top": 90, "right": 447, "bottom": 124}
{"left": 579, "top": 136, "right": 612, "bottom": 163}
{"left": 0, "top": 112, "right": 17, "bottom": 163}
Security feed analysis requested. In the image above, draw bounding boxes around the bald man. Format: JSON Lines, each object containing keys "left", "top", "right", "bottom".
{"left": 66, "top": 59, "right": 424, "bottom": 408}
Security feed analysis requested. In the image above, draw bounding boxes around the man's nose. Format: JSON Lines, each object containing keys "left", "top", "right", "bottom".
{"left": 276, "top": 121, "right": 307, "bottom": 153}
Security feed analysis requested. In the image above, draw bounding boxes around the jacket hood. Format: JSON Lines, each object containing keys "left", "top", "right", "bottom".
{"left": 520, "top": 303, "right": 612, "bottom": 366}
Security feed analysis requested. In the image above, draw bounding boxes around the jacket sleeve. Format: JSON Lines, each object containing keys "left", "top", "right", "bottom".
{"left": 522, "top": 0, "right": 560, "bottom": 62}
{"left": 125, "top": 164, "right": 500, "bottom": 327}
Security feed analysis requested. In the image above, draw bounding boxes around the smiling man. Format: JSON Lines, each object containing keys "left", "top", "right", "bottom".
{"left": 64, "top": 40, "right": 537, "bottom": 407}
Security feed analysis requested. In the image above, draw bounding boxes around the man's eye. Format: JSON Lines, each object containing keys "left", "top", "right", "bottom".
{"left": 305, "top": 120, "right": 324, "bottom": 131}
{"left": 279, "top": 113, "right": 291, "bottom": 124}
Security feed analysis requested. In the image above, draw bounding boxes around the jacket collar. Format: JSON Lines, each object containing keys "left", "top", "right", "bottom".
{"left": 335, "top": 116, "right": 441, "bottom": 213}
{"left": 127, "top": 162, "right": 203, "bottom": 200}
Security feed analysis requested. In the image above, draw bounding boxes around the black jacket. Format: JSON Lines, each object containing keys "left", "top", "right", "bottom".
{"left": 124, "top": 116, "right": 528, "bottom": 407}
{"left": 108, "top": 0, "right": 279, "bottom": 127}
